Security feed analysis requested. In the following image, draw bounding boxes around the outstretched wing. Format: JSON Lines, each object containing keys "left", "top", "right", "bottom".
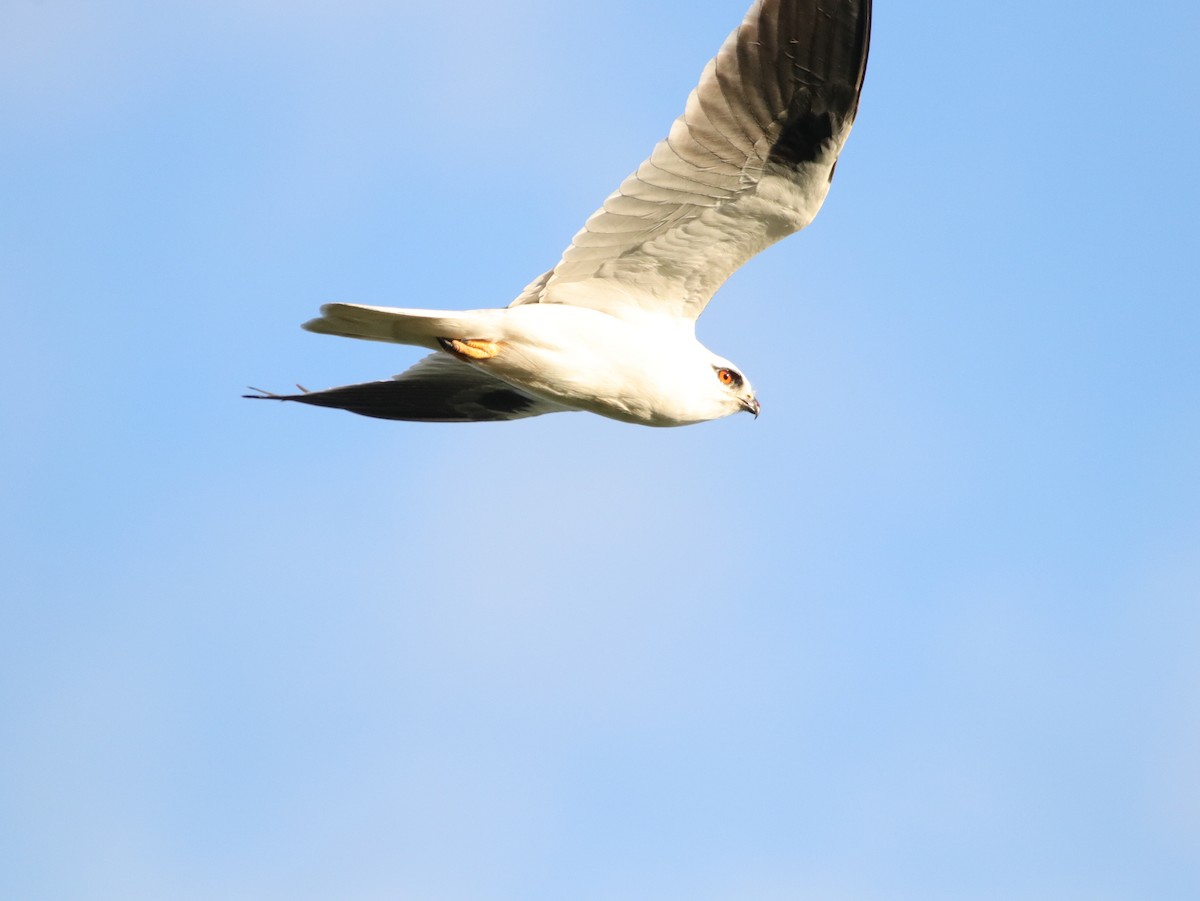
{"left": 245, "top": 353, "right": 569, "bottom": 423}
{"left": 512, "top": 0, "right": 871, "bottom": 322}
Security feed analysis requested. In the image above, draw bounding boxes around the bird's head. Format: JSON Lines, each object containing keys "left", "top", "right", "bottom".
{"left": 709, "top": 358, "right": 760, "bottom": 420}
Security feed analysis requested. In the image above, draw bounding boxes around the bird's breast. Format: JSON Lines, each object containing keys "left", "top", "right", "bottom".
{"left": 483, "top": 305, "right": 707, "bottom": 425}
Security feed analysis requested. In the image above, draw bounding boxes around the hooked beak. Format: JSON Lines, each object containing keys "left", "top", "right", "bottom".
{"left": 741, "top": 396, "right": 761, "bottom": 419}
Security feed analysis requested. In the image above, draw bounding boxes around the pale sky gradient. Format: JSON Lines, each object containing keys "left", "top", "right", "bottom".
{"left": 2, "top": 1, "right": 1199, "bottom": 899}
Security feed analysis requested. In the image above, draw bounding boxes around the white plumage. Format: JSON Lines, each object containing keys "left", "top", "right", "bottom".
{"left": 250, "top": 0, "right": 872, "bottom": 426}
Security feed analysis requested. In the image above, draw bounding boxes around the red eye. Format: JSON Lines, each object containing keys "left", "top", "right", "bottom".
{"left": 717, "top": 368, "right": 735, "bottom": 385}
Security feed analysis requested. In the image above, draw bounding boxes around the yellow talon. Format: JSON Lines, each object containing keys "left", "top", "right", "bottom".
{"left": 442, "top": 338, "right": 501, "bottom": 360}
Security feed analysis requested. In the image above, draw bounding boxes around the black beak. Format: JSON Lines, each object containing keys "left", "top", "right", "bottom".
{"left": 742, "top": 397, "right": 760, "bottom": 419}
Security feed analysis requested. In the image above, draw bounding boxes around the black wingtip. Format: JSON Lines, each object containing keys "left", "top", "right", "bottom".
{"left": 761, "top": 0, "right": 873, "bottom": 170}
{"left": 243, "top": 387, "right": 288, "bottom": 400}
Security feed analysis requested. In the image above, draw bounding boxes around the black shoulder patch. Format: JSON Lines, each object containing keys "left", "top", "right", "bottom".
{"left": 768, "top": 104, "right": 836, "bottom": 168}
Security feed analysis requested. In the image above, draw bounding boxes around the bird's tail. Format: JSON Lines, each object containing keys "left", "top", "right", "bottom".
{"left": 302, "top": 303, "right": 490, "bottom": 350}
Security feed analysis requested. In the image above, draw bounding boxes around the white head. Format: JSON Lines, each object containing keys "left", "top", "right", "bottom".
{"left": 612, "top": 344, "right": 760, "bottom": 426}
{"left": 707, "top": 355, "right": 760, "bottom": 421}
{"left": 655, "top": 342, "right": 759, "bottom": 424}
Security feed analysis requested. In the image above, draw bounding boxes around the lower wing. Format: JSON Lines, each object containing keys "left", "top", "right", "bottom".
{"left": 245, "top": 352, "right": 570, "bottom": 423}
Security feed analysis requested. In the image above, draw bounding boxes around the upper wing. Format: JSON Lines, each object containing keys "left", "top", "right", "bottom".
{"left": 245, "top": 352, "right": 569, "bottom": 423}
{"left": 512, "top": 0, "right": 871, "bottom": 322}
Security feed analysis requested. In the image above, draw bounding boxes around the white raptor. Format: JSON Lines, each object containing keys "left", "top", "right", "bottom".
{"left": 250, "top": 0, "right": 872, "bottom": 426}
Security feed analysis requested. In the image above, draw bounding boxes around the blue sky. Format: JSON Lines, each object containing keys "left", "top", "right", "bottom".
{"left": 2, "top": 0, "right": 1198, "bottom": 898}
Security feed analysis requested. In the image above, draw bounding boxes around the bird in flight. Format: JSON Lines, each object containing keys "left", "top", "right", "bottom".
{"left": 249, "top": 0, "right": 871, "bottom": 426}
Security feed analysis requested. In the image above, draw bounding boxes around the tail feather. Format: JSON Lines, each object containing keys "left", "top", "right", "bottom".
{"left": 302, "top": 303, "right": 485, "bottom": 349}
